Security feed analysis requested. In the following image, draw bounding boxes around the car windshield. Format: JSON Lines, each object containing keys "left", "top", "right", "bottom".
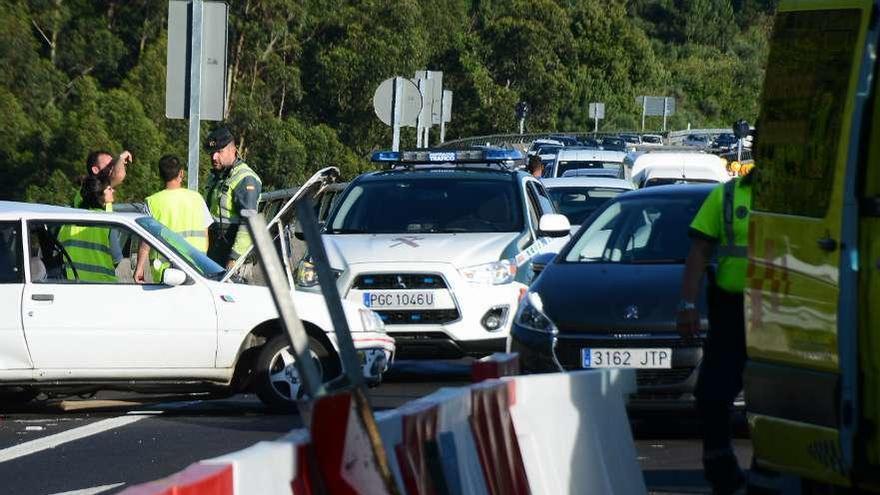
{"left": 557, "top": 160, "right": 623, "bottom": 177}
{"left": 535, "top": 144, "right": 562, "bottom": 155}
{"left": 328, "top": 177, "right": 523, "bottom": 234}
{"left": 135, "top": 217, "right": 225, "bottom": 279}
{"left": 547, "top": 186, "right": 629, "bottom": 225}
{"left": 565, "top": 195, "right": 702, "bottom": 264}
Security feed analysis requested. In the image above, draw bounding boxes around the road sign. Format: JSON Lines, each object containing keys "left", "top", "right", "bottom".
{"left": 373, "top": 77, "right": 422, "bottom": 151}
{"left": 515, "top": 101, "right": 530, "bottom": 119}
{"left": 440, "top": 90, "right": 452, "bottom": 143}
{"left": 588, "top": 102, "right": 605, "bottom": 119}
{"left": 637, "top": 96, "right": 676, "bottom": 131}
{"left": 166, "top": 0, "right": 228, "bottom": 191}
{"left": 372, "top": 77, "right": 421, "bottom": 126}
{"left": 733, "top": 119, "right": 750, "bottom": 138}
{"left": 166, "top": 0, "right": 228, "bottom": 121}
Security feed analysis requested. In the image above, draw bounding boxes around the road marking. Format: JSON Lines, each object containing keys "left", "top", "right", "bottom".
{"left": 0, "top": 401, "right": 200, "bottom": 464}
{"left": 48, "top": 482, "right": 125, "bottom": 495}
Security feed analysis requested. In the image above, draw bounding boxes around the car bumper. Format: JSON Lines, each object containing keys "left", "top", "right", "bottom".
{"left": 341, "top": 263, "right": 522, "bottom": 359}
{"left": 510, "top": 323, "right": 705, "bottom": 409}
{"left": 351, "top": 333, "right": 395, "bottom": 384}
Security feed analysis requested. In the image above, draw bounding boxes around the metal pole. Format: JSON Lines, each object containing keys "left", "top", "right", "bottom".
{"left": 594, "top": 116, "right": 598, "bottom": 134}
{"left": 295, "top": 198, "right": 363, "bottom": 388}
{"left": 737, "top": 138, "right": 743, "bottom": 163}
{"left": 519, "top": 118, "right": 525, "bottom": 135}
{"left": 391, "top": 77, "right": 402, "bottom": 152}
{"left": 186, "top": 0, "right": 203, "bottom": 191}
{"left": 415, "top": 78, "right": 425, "bottom": 148}
{"left": 662, "top": 97, "right": 668, "bottom": 132}
{"left": 641, "top": 97, "right": 647, "bottom": 132}
{"left": 439, "top": 91, "right": 447, "bottom": 143}
{"left": 242, "top": 210, "right": 325, "bottom": 398}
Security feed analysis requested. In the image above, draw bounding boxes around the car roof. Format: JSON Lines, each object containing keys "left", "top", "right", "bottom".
{"left": 616, "top": 183, "right": 716, "bottom": 200}
{"left": 542, "top": 177, "right": 635, "bottom": 189}
{"left": 555, "top": 149, "right": 626, "bottom": 161}
{"left": 360, "top": 168, "right": 524, "bottom": 182}
{"left": 0, "top": 201, "right": 143, "bottom": 221}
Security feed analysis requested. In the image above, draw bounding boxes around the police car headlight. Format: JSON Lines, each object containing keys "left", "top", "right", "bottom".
{"left": 459, "top": 260, "right": 517, "bottom": 286}
{"left": 359, "top": 308, "right": 386, "bottom": 332}
{"left": 515, "top": 292, "right": 558, "bottom": 334}
{"left": 294, "top": 259, "right": 342, "bottom": 288}
{"left": 294, "top": 259, "right": 319, "bottom": 287}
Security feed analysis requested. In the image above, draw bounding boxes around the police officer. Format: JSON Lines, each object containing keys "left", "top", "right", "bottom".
{"left": 677, "top": 169, "right": 754, "bottom": 494}
{"left": 203, "top": 127, "right": 262, "bottom": 269}
{"left": 134, "top": 155, "right": 213, "bottom": 284}
{"left": 58, "top": 176, "right": 117, "bottom": 282}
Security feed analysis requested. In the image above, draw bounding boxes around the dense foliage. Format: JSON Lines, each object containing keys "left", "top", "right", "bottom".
{"left": 0, "top": 0, "right": 775, "bottom": 204}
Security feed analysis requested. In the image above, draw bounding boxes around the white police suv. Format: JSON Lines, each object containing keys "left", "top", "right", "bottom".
{"left": 294, "top": 149, "right": 571, "bottom": 358}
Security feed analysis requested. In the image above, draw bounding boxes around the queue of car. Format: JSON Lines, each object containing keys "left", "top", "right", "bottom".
{"left": 2, "top": 134, "right": 733, "bottom": 412}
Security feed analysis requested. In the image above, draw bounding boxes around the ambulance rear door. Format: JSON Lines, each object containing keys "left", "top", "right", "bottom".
{"left": 745, "top": 0, "right": 876, "bottom": 485}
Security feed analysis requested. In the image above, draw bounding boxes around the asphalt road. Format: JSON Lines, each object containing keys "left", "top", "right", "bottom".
{"left": 0, "top": 361, "right": 750, "bottom": 495}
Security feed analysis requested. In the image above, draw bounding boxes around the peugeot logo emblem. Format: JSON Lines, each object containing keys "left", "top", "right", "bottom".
{"left": 624, "top": 305, "right": 639, "bottom": 320}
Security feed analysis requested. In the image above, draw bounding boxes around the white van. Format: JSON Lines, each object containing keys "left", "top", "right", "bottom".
{"left": 544, "top": 148, "right": 626, "bottom": 179}
{"left": 626, "top": 151, "right": 730, "bottom": 188}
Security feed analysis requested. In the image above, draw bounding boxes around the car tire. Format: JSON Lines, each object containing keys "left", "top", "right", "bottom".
{"left": 254, "top": 335, "right": 336, "bottom": 412}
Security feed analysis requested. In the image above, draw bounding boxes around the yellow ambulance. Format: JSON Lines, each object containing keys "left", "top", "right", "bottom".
{"left": 747, "top": 0, "right": 880, "bottom": 490}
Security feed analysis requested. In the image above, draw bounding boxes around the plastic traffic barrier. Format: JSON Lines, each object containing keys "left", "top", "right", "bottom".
{"left": 118, "top": 462, "right": 233, "bottom": 495}
{"left": 471, "top": 352, "right": 520, "bottom": 382}
{"left": 309, "top": 391, "right": 392, "bottom": 495}
{"left": 469, "top": 379, "right": 530, "bottom": 495}
{"left": 507, "top": 370, "right": 645, "bottom": 495}
{"left": 200, "top": 429, "right": 313, "bottom": 495}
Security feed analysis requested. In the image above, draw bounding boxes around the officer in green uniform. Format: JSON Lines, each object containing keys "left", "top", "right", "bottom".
{"left": 135, "top": 155, "right": 213, "bottom": 284}
{"left": 58, "top": 176, "right": 117, "bottom": 282}
{"left": 203, "top": 127, "right": 262, "bottom": 269}
{"left": 677, "top": 170, "right": 754, "bottom": 495}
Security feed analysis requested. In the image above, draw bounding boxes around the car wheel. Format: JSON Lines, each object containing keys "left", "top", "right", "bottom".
{"left": 254, "top": 335, "right": 334, "bottom": 412}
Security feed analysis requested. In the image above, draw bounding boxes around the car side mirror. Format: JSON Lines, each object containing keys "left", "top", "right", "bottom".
{"left": 162, "top": 268, "right": 188, "bottom": 286}
{"left": 531, "top": 252, "right": 556, "bottom": 275}
{"left": 538, "top": 213, "right": 571, "bottom": 238}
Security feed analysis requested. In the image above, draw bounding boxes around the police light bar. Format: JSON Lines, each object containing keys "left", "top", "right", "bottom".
{"left": 370, "top": 148, "right": 523, "bottom": 165}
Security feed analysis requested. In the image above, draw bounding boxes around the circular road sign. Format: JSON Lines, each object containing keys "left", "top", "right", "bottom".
{"left": 373, "top": 77, "right": 422, "bottom": 127}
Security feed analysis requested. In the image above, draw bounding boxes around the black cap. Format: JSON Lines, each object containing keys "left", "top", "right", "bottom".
{"left": 204, "top": 127, "right": 234, "bottom": 153}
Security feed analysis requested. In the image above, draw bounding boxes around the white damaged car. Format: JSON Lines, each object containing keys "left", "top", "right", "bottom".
{"left": 0, "top": 182, "right": 393, "bottom": 411}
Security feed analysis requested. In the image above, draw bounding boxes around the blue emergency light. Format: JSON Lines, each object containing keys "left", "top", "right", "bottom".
{"left": 370, "top": 148, "right": 523, "bottom": 169}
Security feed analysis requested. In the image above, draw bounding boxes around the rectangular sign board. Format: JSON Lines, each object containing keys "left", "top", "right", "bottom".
{"left": 588, "top": 102, "right": 605, "bottom": 119}
{"left": 166, "top": 0, "right": 228, "bottom": 120}
{"left": 442, "top": 90, "right": 452, "bottom": 123}
{"left": 414, "top": 70, "right": 443, "bottom": 126}
{"left": 636, "top": 96, "right": 675, "bottom": 117}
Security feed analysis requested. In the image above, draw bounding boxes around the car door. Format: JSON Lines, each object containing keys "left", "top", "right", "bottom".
{"left": 745, "top": 2, "right": 874, "bottom": 483}
{"left": 22, "top": 218, "right": 218, "bottom": 370}
{"left": 0, "top": 220, "right": 33, "bottom": 370}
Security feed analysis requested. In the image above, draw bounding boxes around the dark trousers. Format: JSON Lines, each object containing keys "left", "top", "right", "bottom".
{"left": 695, "top": 283, "right": 746, "bottom": 491}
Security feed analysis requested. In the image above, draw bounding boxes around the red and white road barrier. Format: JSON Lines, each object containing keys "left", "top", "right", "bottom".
{"left": 471, "top": 352, "right": 521, "bottom": 382}
{"left": 119, "top": 463, "right": 233, "bottom": 495}
{"left": 124, "top": 358, "right": 643, "bottom": 495}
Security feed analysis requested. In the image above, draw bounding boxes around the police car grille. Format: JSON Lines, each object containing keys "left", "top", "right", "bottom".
{"left": 353, "top": 273, "right": 447, "bottom": 290}
{"left": 636, "top": 367, "right": 695, "bottom": 387}
{"left": 375, "top": 309, "right": 460, "bottom": 325}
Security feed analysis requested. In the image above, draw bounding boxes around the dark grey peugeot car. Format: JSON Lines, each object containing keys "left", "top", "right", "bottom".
{"left": 509, "top": 184, "right": 715, "bottom": 408}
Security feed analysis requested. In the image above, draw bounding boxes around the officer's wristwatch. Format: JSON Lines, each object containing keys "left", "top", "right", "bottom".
{"left": 677, "top": 300, "right": 697, "bottom": 312}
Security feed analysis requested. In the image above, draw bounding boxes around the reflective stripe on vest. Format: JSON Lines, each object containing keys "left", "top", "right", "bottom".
{"left": 210, "top": 161, "right": 261, "bottom": 225}
{"left": 718, "top": 180, "right": 747, "bottom": 258}
{"left": 58, "top": 221, "right": 115, "bottom": 282}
